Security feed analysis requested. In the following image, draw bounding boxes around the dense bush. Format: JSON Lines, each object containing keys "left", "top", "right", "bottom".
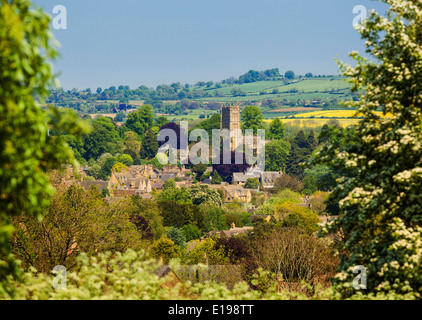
{"left": 10, "top": 184, "right": 143, "bottom": 273}
{"left": 249, "top": 228, "right": 338, "bottom": 292}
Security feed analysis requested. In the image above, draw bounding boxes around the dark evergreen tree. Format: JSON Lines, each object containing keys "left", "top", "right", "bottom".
{"left": 286, "top": 130, "right": 309, "bottom": 179}
{"left": 211, "top": 170, "right": 223, "bottom": 184}
{"left": 306, "top": 129, "right": 318, "bottom": 152}
{"left": 140, "top": 129, "right": 159, "bottom": 160}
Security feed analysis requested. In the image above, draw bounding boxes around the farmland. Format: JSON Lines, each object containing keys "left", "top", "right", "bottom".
{"left": 263, "top": 109, "right": 394, "bottom": 128}
{"left": 202, "top": 76, "right": 350, "bottom": 96}
{"left": 268, "top": 107, "right": 323, "bottom": 112}
{"left": 47, "top": 73, "right": 358, "bottom": 122}
{"left": 286, "top": 110, "right": 394, "bottom": 118}
{"left": 278, "top": 118, "right": 359, "bottom": 128}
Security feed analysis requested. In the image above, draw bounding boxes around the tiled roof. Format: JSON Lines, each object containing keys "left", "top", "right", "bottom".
{"left": 76, "top": 180, "right": 109, "bottom": 192}
{"left": 261, "top": 171, "right": 282, "bottom": 182}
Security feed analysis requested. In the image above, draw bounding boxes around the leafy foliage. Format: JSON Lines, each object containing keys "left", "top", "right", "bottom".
{"left": 140, "top": 128, "right": 159, "bottom": 160}
{"left": 268, "top": 118, "right": 286, "bottom": 140}
{"left": 10, "top": 184, "right": 143, "bottom": 273}
{"left": 241, "top": 105, "right": 266, "bottom": 134}
{"left": 166, "top": 227, "right": 187, "bottom": 249}
{"left": 0, "top": 0, "right": 89, "bottom": 295}
{"left": 188, "top": 184, "right": 224, "bottom": 207}
{"left": 125, "top": 105, "right": 154, "bottom": 137}
{"left": 245, "top": 178, "right": 260, "bottom": 189}
{"left": 274, "top": 174, "right": 304, "bottom": 193}
{"left": 313, "top": 0, "right": 422, "bottom": 298}
{"left": 150, "top": 238, "right": 181, "bottom": 264}
{"left": 265, "top": 140, "right": 290, "bottom": 172}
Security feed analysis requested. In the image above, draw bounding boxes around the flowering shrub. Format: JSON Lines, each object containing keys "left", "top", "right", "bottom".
{"left": 313, "top": 0, "right": 422, "bottom": 298}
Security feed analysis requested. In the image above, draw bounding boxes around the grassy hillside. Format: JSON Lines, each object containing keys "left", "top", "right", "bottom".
{"left": 190, "top": 76, "right": 354, "bottom": 110}
{"left": 194, "top": 76, "right": 350, "bottom": 96}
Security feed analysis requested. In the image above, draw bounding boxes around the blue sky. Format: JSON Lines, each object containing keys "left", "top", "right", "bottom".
{"left": 34, "top": 0, "right": 388, "bottom": 90}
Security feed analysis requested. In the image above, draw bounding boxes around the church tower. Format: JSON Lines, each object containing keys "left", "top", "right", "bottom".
{"left": 220, "top": 103, "right": 242, "bottom": 151}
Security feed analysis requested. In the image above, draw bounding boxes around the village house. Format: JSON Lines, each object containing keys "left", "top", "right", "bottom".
{"left": 204, "top": 223, "right": 254, "bottom": 239}
{"left": 232, "top": 172, "right": 261, "bottom": 186}
{"left": 232, "top": 166, "right": 282, "bottom": 191}
{"left": 61, "top": 179, "right": 111, "bottom": 194}
{"left": 127, "top": 164, "right": 155, "bottom": 178}
{"left": 249, "top": 214, "right": 272, "bottom": 224}
{"left": 61, "top": 164, "right": 199, "bottom": 199}
{"left": 61, "top": 164, "right": 88, "bottom": 181}
{"left": 109, "top": 167, "right": 153, "bottom": 193}
{"left": 221, "top": 185, "right": 252, "bottom": 203}
{"left": 260, "top": 171, "right": 283, "bottom": 190}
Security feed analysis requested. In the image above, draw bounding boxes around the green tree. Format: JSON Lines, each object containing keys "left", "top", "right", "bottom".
{"left": 155, "top": 116, "right": 169, "bottom": 128}
{"left": 274, "top": 201, "right": 320, "bottom": 234}
{"left": 286, "top": 130, "right": 310, "bottom": 179}
{"left": 274, "top": 174, "right": 304, "bottom": 193}
{"left": 305, "top": 130, "right": 318, "bottom": 152}
{"left": 140, "top": 128, "right": 159, "bottom": 160}
{"left": 188, "top": 184, "right": 223, "bottom": 207}
{"left": 10, "top": 184, "right": 142, "bottom": 273}
{"left": 83, "top": 117, "right": 119, "bottom": 161}
{"left": 125, "top": 104, "right": 154, "bottom": 137}
{"left": 0, "top": 0, "right": 89, "bottom": 294}
{"left": 88, "top": 162, "right": 102, "bottom": 180}
{"left": 62, "top": 134, "right": 86, "bottom": 164}
{"left": 265, "top": 140, "right": 291, "bottom": 172}
{"left": 211, "top": 170, "right": 223, "bottom": 184}
{"left": 115, "top": 112, "right": 125, "bottom": 122}
{"left": 191, "top": 163, "right": 208, "bottom": 180}
{"left": 304, "top": 164, "right": 338, "bottom": 192}
{"left": 101, "top": 187, "right": 110, "bottom": 198}
{"left": 162, "top": 178, "right": 176, "bottom": 191}
{"left": 150, "top": 238, "right": 180, "bottom": 264}
{"left": 313, "top": 0, "right": 422, "bottom": 298}
{"left": 204, "top": 207, "right": 227, "bottom": 232}
{"left": 159, "top": 201, "right": 204, "bottom": 229}
{"left": 123, "top": 131, "right": 141, "bottom": 155}
{"left": 268, "top": 118, "right": 286, "bottom": 140}
{"left": 241, "top": 105, "right": 265, "bottom": 134}
{"left": 284, "top": 70, "right": 295, "bottom": 79}
{"left": 111, "top": 162, "right": 128, "bottom": 173}
{"left": 302, "top": 174, "right": 317, "bottom": 194}
{"left": 245, "top": 178, "right": 260, "bottom": 189}
{"left": 100, "top": 157, "right": 118, "bottom": 179}
{"left": 117, "top": 154, "right": 134, "bottom": 166}
{"left": 193, "top": 113, "right": 221, "bottom": 139}
{"left": 309, "top": 191, "right": 329, "bottom": 215}
{"left": 166, "top": 227, "right": 186, "bottom": 248}
{"left": 156, "top": 184, "right": 192, "bottom": 205}
{"left": 131, "top": 197, "right": 164, "bottom": 240}
{"left": 181, "top": 224, "right": 202, "bottom": 242}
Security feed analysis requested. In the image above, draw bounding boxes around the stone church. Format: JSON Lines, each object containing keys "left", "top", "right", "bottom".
{"left": 220, "top": 103, "right": 243, "bottom": 151}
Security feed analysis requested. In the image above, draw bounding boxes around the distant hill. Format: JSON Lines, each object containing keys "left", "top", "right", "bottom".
{"left": 46, "top": 70, "right": 356, "bottom": 121}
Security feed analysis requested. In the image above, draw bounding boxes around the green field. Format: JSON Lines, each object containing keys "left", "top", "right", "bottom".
{"left": 191, "top": 77, "right": 353, "bottom": 107}
{"left": 203, "top": 79, "right": 289, "bottom": 95}
{"left": 57, "top": 76, "right": 356, "bottom": 122}
{"left": 264, "top": 78, "right": 351, "bottom": 93}
{"left": 165, "top": 108, "right": 217, "bottom": 122}
{"left": 196, "top": 76, "right": 350, "bottom": 96}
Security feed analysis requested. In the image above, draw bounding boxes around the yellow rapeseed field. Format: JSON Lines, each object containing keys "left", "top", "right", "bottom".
{"left": 265, "top": 110, "right": 394, "bottom": 128}
{"left": 289, "top": 110, "right": 393, "bottom": 118}
{"left": 280, "top": 118, "right": 359, "bottom": 128}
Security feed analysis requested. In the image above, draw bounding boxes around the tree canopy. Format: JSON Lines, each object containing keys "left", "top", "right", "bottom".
{"left": 313, "top": 0, "right": 422, "bottom": 298}
{"left": 0, "top": 0, "right": 89, "bottom": 293}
